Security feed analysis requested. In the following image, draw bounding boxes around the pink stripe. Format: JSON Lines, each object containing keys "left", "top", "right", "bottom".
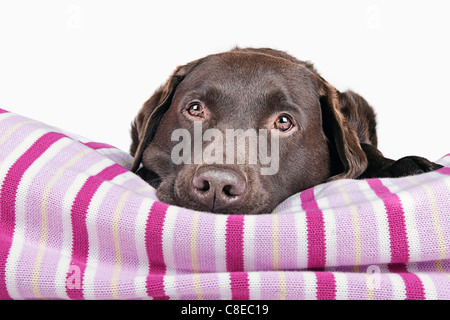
{"left": 367, "top": 179, "right": 410, "bottom": 264}
{"left": 0, "top": 132, "right": 65, "bottom": 299}
{"left": 0, "top": 109, "right": 9, "bottom": 114}
{"left": 388, "top": 264, "right": 425, "bottom": 300}
{"left": 145, "top": 201, "right": 170, "bottom": 300}
{"left": 66, "top": 163, "right": 128, "bottom": 300}
{"left": 315, "top": 272, "right": 336, "bottom": 300}
{"left": 226, "top": 215, "right": 249, "bottom": 299}
{"left": 301, "top": 188, "right": 326, "bottom": 269}
{"left": 229, "top": 272, "right": 250, "bottom": 300}
{"left": 82, "top": 142, "right": 116, "bottom": 150}
{"left": 226, "top": 215, "right": 245, "bottom": 272}
{"left": 438, "top": 167, "right": 450, "bottom": 175}
{"left": 388, "top": 262, "right": 408, "bottom": 273}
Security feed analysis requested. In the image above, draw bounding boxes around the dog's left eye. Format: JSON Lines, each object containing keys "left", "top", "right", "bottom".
{"left": 187, "top": 102, "right": 204, "bottom": 118}
{"left": 273, "top": 115, "right": 294, "bottom": 132}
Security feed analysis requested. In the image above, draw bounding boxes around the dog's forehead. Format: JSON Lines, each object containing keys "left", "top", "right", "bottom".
{"left": 178, "top": 52, "right": 317, "bottom": 108}
{"left": 192, "top": 51, "right": 309, "bottom": 83}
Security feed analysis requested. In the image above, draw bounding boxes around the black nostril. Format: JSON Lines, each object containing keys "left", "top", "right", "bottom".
{"left": 192, "top": 174, "right": 211, "bottom": 192}
{"left": 196, "top": 180, "right": 210, "bottom": 192}
{"left": 222, "top": 185, "right": 232, "bottom": 197}
{"left": 222, "top": 184, "right": 238, "bottom": 197}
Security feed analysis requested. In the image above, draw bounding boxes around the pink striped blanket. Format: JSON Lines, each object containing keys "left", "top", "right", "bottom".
{"left": 1, "top": 108, "right": 450, "bottom": 300}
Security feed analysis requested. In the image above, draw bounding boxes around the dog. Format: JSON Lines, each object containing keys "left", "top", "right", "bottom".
{"left": 129, "top": 47, "right": 442, "bottom": 215}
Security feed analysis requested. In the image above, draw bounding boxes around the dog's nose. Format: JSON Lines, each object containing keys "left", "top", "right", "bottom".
{"left": 191, "top": 166, "right": 246, "bottom": 212}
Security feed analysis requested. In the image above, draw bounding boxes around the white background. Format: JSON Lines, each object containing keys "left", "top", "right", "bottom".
{"left": 0, "top": 0, "right": 449, "bottom": 161}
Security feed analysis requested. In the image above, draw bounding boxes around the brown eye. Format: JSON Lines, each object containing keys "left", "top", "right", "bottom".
{"left": 187, "top": 102, "right": 204, "bottom": 117}
{"left": 274, "top": 115, "right": 293, "bottom": 132}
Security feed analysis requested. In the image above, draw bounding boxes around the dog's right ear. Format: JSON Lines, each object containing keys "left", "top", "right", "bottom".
{"left": 130, "top": 60, "right": 200, "bottom": 173}
{"left": 313, "top": 76, "right": 368, "bottom": 181}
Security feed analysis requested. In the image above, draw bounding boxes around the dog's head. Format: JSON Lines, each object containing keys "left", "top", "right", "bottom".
{"left": 130, "top": 48, "right": 367, "bottom": 214}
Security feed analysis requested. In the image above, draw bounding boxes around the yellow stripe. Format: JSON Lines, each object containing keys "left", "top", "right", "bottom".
{"left": 32, "top": 148, "right": 93, "bottom": 298}
{"left": 434, "top": 260, "right": 450, "bottom": 282}
{"left": 436, "top": 260, "right": 444, "bottom": 272}
{"left": 109, "top": 167, "right": 154, "bottom": 298}
{"left": 272, "top": 213, "right": 280, "bottom": 271}
{"left": 110, "top": 178, "right": 154, "bottom": 297}
{"left": 193, "top": 273, "right": 204, "bottom": 300}
{"left": 406, "top": 176, "right": 450, "bottom": 283}
{"left": 0, "top": 120, "right": 37, "bottom": 147}
{"left": 407, "top": 177, "right": 448, "bottom": 260}
{"left": 365, "top": 274, "right": 375, "bottom": 300}
{"left": 337, "top": 181, "right": 362, "bottom": 267}
{"left": 189, "top": 211, "right": 203, "bottom": 299}
{"left": 434, "top": 261, "right": 450, "bottom": 282}
{"left": 278, "top": 272, "right": 287, "bottom": 300}
{"left": 136, "top": 184, "right": 155, "bottom": 195}
{"left": 118, "top": 159, "right": 133, "bottom": 168}
{"left": 111, "top": 190, "right": 132, "bottom": 299}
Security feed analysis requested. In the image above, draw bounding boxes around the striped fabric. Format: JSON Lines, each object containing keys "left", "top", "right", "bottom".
{"left": 1, "top": 108, "right": 450, "bottom": 300}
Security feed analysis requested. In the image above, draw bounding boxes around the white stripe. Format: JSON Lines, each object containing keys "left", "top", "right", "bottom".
{"left": 303, "top": 272, "right": 318, "bottom": 300}
{"left": 0, "top": 128, "right": 48, "bottom": 186}
{"left": 134, "top": 275, "right": 153, "bottom": 300}
{"left": 418, "top": 273, "right": 438, "bottom": 300}
{"left": 5, "top": 137, "right": 71, "bottom": 299}
{"left": 162, "top": 206, "right": 179, "bottom": 274}
{"left": 441, "top": 156, "right": 450, "bottom": 167}
{"left": 440, "top": 170, "right": 450, "bottom": 202}
{"left": 247, "top": 272, "right": 261, "bottom": 300}
{"left": 47, "top": 125, "right": 89, "bottom": 143}
{"left": 388, "top": 273, "right": 407, "bottom": 300}
{"left": 315, "top": 184, "right": 337, "bottom": 268}
{"left": 333, "top": 272, "right": 348, "bottom": 300}
{"left": 217, "top": 272, "right": 232, "bottom": 300}
{"left": 54, "top": 158, "right": 115, "bottom": 299}
{"left": 243, "top": 215, "right": 256, "bottom": 272}
{"left": 294, "top": 194, "right": 308, "bottom": 269}
{"left": 360, "top": 181, "right": 391, "bottom": 263}
{"left": 214, "top": 215, "right": 228, "bottom": 272}
{"left": 163, "top": 274, "right": 177, "bottom": 300}
{"left": 92, "top": 148, "right": 133, "bottom": 168}
{"left": 384, "top": 179, "right": 422, "bottom": 261}
{"left": 82, "top": 182, "right": 114, "bottom": 299}
{"left": 92, "top": 148, "right": 130, "bottom": 157}
{"left": 134, "top": 198, "right": 154, "bottom": 299}
{"left": 107, "top": 171, "right": 134, "bottom": 185}
{"left": 0, "top": 112, "right": 17, "bottom": 124}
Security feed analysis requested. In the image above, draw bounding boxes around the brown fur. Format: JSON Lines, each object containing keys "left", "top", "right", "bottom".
{"left": 130, "top": 48, "right": 442, "bottom": 214}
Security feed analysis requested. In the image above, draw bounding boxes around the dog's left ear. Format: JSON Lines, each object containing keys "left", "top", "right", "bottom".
{"left": 314, "top": 76, "right": 368, "bottom": 181}
{"left": 130, "top": 60, "right": 200, "bottom": 173}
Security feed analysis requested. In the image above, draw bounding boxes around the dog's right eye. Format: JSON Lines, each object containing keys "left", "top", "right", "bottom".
{"left": 186, "top": 102, "right": 205, "bottom": 118}
{"left": 273, "top": 115, "right": 294, "bottom": 132}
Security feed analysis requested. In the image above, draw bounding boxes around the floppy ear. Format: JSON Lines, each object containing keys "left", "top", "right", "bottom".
{"left": 315, "top": 78, "right": 368, "bottom": 181}
{"left": 130, "top": 61, "right": 199, "bottom": 173}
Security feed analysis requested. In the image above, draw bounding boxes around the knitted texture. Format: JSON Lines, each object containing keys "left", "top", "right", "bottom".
{"left": 1, "top": 108, "right": 450, "bottom": 300}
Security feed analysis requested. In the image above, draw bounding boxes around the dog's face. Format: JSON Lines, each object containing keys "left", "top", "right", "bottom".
{"left": 130, "top": 48, "right": 367, "bottom": 214}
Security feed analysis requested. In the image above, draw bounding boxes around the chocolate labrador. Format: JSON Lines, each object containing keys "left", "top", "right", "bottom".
{"left": 129, "top": 47, "right": 442, "bottom": 215}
